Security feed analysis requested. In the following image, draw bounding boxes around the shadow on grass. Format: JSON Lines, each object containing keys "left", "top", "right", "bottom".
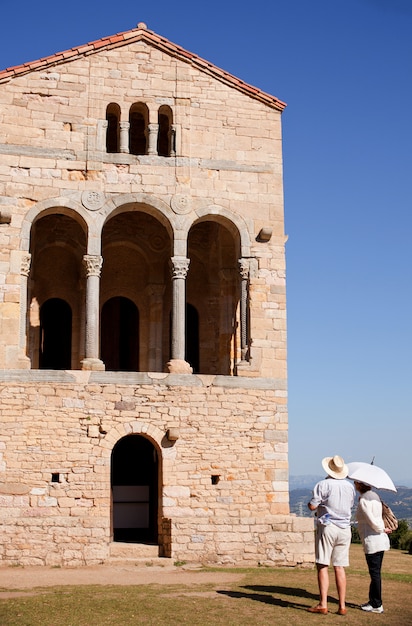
{"left": 218, "top": 585, "right": 360, "bottom": 612}
{"left": 217, "top": 589, "right": 309, "bottom": 611}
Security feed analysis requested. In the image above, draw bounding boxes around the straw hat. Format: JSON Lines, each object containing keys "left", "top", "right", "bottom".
{"left": 322, "top": 455, "right": 348, "bottom": 480}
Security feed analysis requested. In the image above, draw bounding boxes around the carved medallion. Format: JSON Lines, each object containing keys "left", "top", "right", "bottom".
{"left": 171, "top": 194, "right": 191, "bottom": 215}
{"left": 81, "top": 191, "right": 105, "bottom": 211}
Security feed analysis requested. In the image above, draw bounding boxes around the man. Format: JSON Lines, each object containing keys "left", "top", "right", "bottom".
{"left": 307, "top": 455, "right": 355, "bottom": 615}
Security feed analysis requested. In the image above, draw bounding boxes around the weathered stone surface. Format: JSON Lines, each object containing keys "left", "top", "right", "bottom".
{"left": 0, "top": 26, "right": 313, "bottom": 567}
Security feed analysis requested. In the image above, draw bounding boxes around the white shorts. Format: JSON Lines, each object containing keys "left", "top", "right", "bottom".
{"left": 315, "top": 524, "right": 351, "bottom": 567}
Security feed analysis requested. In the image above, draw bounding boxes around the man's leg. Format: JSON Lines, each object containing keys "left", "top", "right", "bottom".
{"left": 317, "top": 564, "right": 329, "bottom": 608}
{"left": 334, "top": 566, "right": 346, "bottom": 611}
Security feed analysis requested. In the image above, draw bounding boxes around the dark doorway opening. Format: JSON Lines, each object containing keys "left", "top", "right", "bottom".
{"left": 111, "top": 435, "right": 158, "bottom": 544}
{"left": 129, "top": 105, "right": 147, "bottom": 155}
{"left": 106, "top": 103, "right": 120, "bottom": 153}
{"left": 101, "top": 297, "right": 139, "bottom": 371}
{"left": 39, "top": 298, "right": 72, "bottom": 369}
{"left": 186, "top": 304, "right": 199, "bottom": 373}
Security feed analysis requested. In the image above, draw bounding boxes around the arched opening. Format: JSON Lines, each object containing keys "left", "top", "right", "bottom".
{"left": 106, "top": 103, "right": 120, "bottom": 153}
{"left": 101, "top": 297, "right": 139, "bottom": 371}
{"left": 129, "top": 103, "right": 148, "bottom": 155}
{"left": 187, "top": 219, "right": 240, "bottom": 375}
{"left": 28, "top": 212, "right": 87, "bottom": 369}
{"left": 101, "top": 209, "right": 172, "bottom": 372}
{"left": 186, "top": 304, "right": 199, "bottom": 373}
{"left": 111, "top": 435, "right": 159, "bottom": 544}
{"left": 157, "top": 105, "right": 173, "bottom": 157}
{"left": 39, "top": 298, "right": 72, "bottom": 369}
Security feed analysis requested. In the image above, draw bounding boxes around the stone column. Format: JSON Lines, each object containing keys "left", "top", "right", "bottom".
{"left": 239, "top": 258, "right": 250, "bottom": 363}
{"left": 19, "top": 254, "right": 31, "bottom": 351}
{"left": 17, "top": 254, "right": 32, "bottom": 367}
{"left": 81, "top": 254, "right": 105, "bottom": 371}
{"left": 119, "top": 121, "right": 130, "bottom": 153}
{"left": 167, "top": 257, "right": 192, "bottom": 374}
{"left": 98, "top": 120, "right": 108, "bottom": 152}
{"left": 147, "top": 123, "right": 159, "bottom": 155}
{"left": 170, "top": 125, "right": 176, "bottom": 157}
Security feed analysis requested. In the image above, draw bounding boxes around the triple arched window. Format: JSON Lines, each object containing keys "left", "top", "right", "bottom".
{"left": 105, "top": 104, "right": 174, "bottom": 156}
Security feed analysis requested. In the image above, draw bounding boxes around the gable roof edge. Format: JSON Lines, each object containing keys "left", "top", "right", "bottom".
{"left": 0, "top": 25, "right": 286, "bottom": 111}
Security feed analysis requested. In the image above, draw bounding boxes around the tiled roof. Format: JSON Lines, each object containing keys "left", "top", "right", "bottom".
{"left": 0, "top": 23, "right": 286, "bottom": 111}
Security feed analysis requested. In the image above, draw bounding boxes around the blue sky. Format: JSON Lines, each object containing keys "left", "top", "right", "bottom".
{"left": 1, "top": 0, "right": 411, "bottom": 484}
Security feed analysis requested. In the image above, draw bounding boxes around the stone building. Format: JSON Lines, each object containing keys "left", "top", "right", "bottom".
{"left": 0, "top": 24, "right": 313, "bottom": 566}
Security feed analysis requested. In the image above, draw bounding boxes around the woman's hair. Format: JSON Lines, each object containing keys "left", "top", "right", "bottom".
{"left": 355, "top": 481, "right": 372, "bottom": 493}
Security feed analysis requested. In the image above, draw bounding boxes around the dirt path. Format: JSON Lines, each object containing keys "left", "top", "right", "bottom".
{"left": 0, "top": 562, "right": 244, "bottom": 595}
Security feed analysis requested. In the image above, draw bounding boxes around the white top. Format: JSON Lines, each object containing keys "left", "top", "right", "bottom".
{"left": 356, "top": 490, "right": 390, "bottom": 554}
{"left": 309, "top": 477, "right": 355, "bottom": 528}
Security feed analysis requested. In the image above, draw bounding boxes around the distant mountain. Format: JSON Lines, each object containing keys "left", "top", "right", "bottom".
{"left": 393, "top": 480, "right": 412, "bottom": 488}
{"left": 289, "top": 475, "right": 412, "bottom": 490}
{"left": 289, "top": 484, "right": 412, "bottom": 526}
{"left": 289, "top": 475, "right": 323, "bottom": 490}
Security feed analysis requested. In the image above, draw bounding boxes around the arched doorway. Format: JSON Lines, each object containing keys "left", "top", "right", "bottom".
{"left": 101, "top": 297, "right": 139, "bottom": 371}
{"left": 39, "top": 298, "right": 72, "bottom": 369}
{"left": 111, "top": 435, "right": 159, "bottom": 544}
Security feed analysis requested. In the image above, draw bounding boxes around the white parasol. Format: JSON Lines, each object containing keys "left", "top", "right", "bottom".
{"left": 347, "top": 461, "right": 397, "bottom": 492}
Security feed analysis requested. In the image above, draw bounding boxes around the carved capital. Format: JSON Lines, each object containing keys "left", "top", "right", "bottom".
{"left": 83, "top": 255, "right": 103, "bottom": 277}
{"left": 239, "top": 258, "right": 250, "bottom": 280}
{"left": 170, "top": 256, "right": 190, "bottom": 280}
{"left": 20, "top": 253, "right": 32, "bottom": 277}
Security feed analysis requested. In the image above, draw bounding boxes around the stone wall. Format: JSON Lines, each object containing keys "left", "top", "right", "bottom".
{"left": 0, "top": 27, "right": 315, "bottom": 568}
{"left": 0, "top": 371, "right": 313, "bottom": 566}
{"left": 0, "top": 35, "right": 286, "bottom": 377}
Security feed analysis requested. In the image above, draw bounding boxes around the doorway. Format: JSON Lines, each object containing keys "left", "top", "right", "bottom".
{"left": 111, "top": 435, "right": 159, "bottom": 543}
{"left": 39, "top": 298, "right": 72, "bottom": 369}
{"left": 101, "top": 297, "right": 139, "bottom": 371}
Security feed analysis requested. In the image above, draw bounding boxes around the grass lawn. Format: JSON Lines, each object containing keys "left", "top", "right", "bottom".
{"left": 0, "top": 545, "right": 411, "bottom": 625}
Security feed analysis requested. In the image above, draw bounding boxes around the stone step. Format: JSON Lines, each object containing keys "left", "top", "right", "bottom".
{"left": 109, "top": 542, "right": 163, "bottom": 561}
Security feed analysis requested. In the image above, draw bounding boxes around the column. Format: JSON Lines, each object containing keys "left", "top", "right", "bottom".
{"left": 19, "top": 254, "right": 31, "bottom": 350}
{"left": 81, "top": 254, "right": 105, "bottom": 371}
{"left": 239, "top": 258, "right": 250, "bottom": 363}
{"left": 119, "top": 121, "right": 130, "bottom": 153}
{"left": 170, "top": 125, "right": 176, "bottom": 157}
{"left": 98, "top": 120, "right": 108, "bottom": 152}
{"left": 167, "top": 256, "right": 192, "bottom": 374}
{"left": 147, "top": 123, "right": 159, "bottom": 155}
{"left": 16, "top": 253, "right": 32, "bottom": 368}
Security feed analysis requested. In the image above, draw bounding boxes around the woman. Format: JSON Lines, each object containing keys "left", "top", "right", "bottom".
{"left": 354, "top": 480, "right": 391, "bottom": 614}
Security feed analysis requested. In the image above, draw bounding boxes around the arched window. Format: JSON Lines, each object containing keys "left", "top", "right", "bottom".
{"left": 106, "top": 103, "right": 120, "bottom": 153}
{"left": 129, "top": 103, "right": 148, "bottom": 155}
{"left": 157, "top": 105, "right": 173, "bottom": 156}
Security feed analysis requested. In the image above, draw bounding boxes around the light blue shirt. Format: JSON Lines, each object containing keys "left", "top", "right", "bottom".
{"left": 309, "top": 477, "right": 355, "bottom": 528}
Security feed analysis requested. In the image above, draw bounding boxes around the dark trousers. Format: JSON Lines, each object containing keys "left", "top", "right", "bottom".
{"left": 365, "top": 551, "right": 384, "bottom": 608}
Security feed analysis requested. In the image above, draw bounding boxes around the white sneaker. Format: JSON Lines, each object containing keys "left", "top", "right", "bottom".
{"left": 361, "top": 603, "right": 384, "bottom": 613}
